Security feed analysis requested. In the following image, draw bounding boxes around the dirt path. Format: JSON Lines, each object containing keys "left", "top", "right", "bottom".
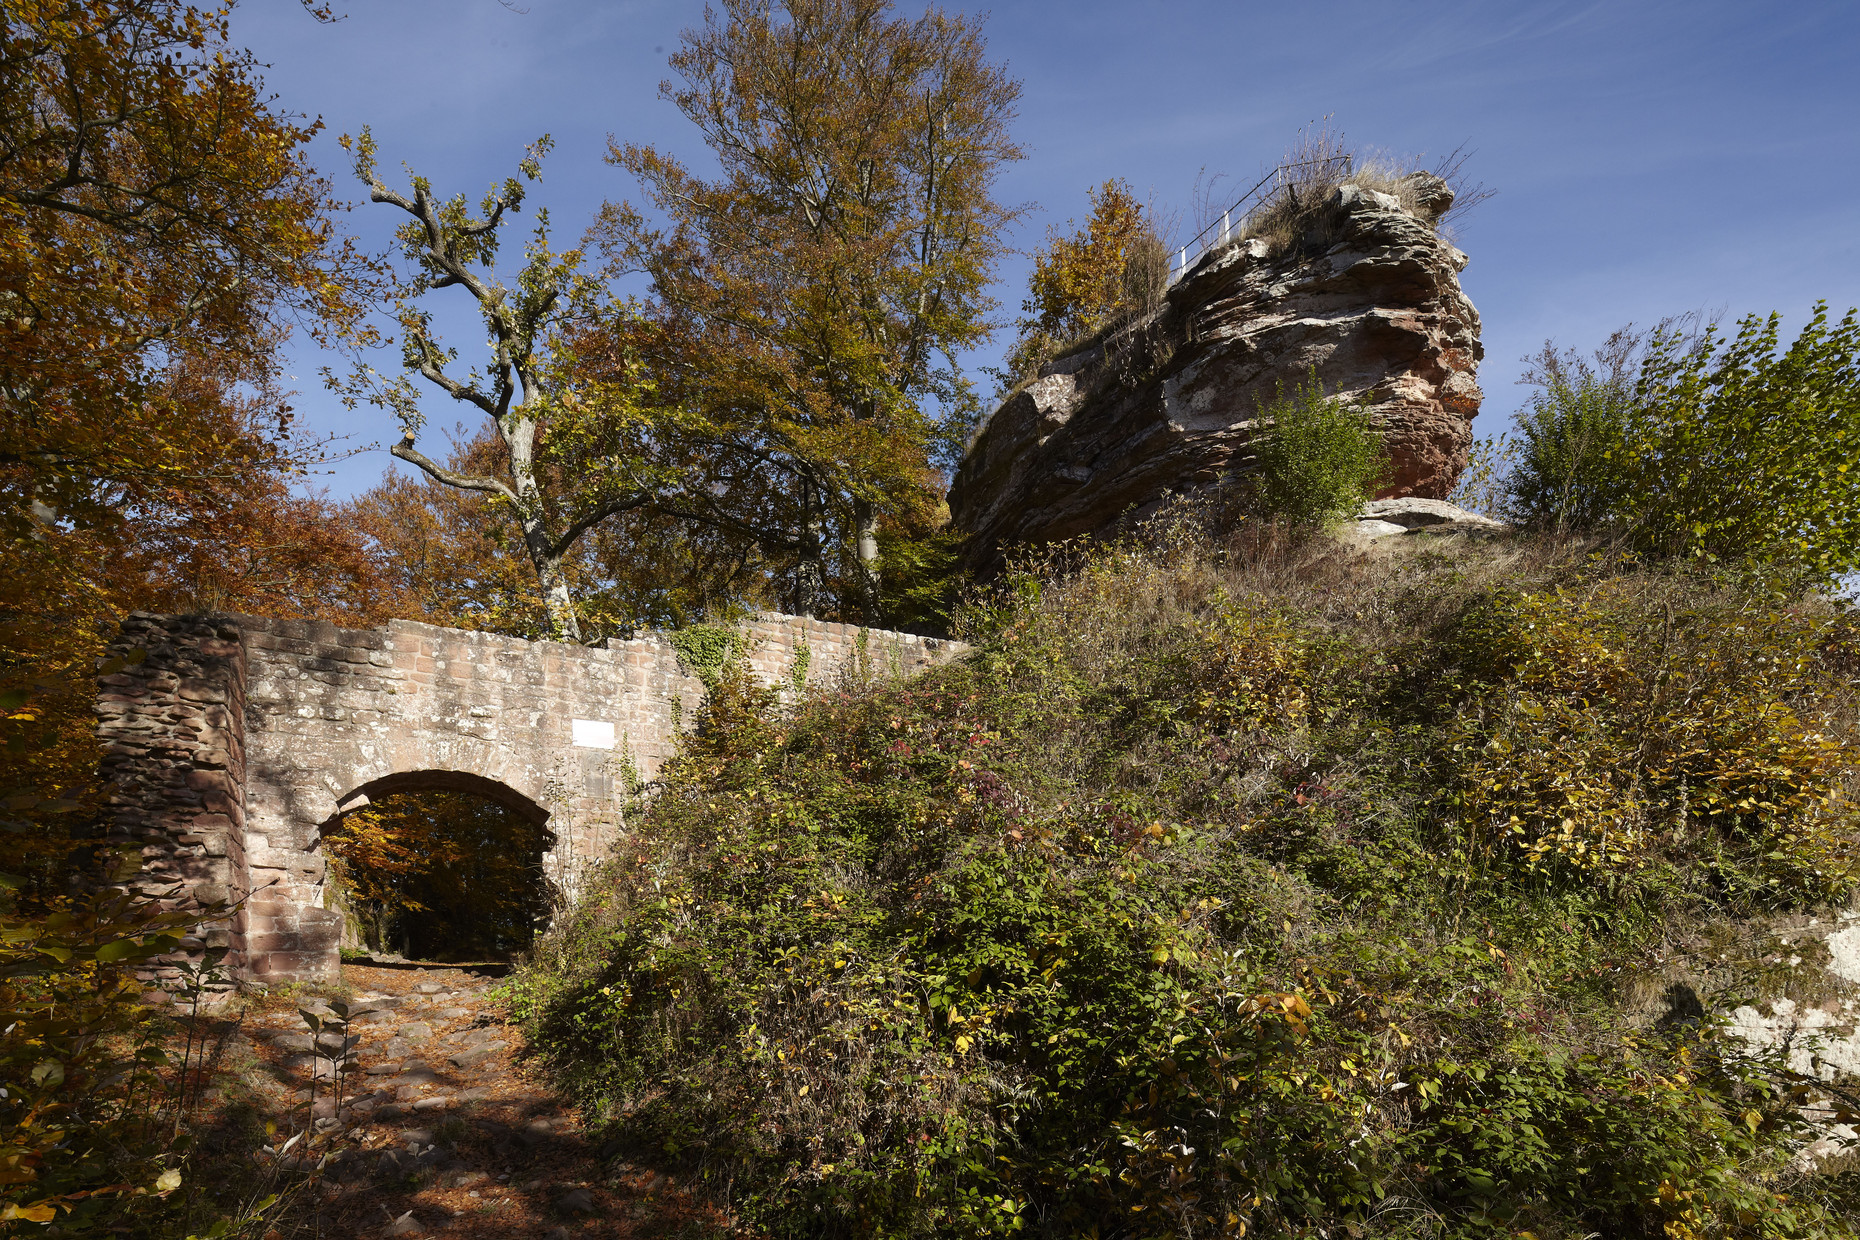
{"left": 231, "top": 962, "right": 729, "bottom": 1239}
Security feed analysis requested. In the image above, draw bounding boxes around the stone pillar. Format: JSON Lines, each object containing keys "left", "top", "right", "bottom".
{"left": 97, "top": 613, "right": 255, "bottom": 977}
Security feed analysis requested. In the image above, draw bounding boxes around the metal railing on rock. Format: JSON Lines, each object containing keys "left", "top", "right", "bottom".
{"left": 1167, "top": 155, "right": 1353, "bottom": 287}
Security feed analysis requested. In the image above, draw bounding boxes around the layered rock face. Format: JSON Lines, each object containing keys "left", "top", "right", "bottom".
{"left": 951, "top": 174, "right": 1483, "bottom": 572}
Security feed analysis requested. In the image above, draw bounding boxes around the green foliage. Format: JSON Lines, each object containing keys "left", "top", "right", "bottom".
{"left": 1631, "top": 304, "right": 1860, "bottom": 573}
{"left": 667, "top": 624, "right": 746, "bottom": 688}
{"left": 1252, "top": 368, "right": 1389, "bottom": 525}
{"left": 876, "top": 524, "right": 967, "bottom": 637}
{"left": 1505, "top": 373, "right": 1637, "bottom": 534}
{"left": 1489, "top": 305, "right": 1860, "bottom": 578}
{"left": 0, "top": 881, "right": 308, "bottom": 1236}
{"left": 790, "top": 644, "right": 812, "bottom": 696}
{"left": 0, "top": 890, "right": 195, "bottom": 1228}
{"left": 516, "top": 518, "right": 1860, "bottom": 1239}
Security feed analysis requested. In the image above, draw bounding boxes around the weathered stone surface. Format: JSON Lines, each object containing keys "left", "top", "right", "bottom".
{"left": 1726, "top": 913, "right": 1860, "bottom": 1159}
{"left": 1357, "top": 497, "right": 1503, "bottom": 530}
{"left": 99, "top": 611, "right": 963, "bottom": 985}
{"left": 951, "top": 175, "right": 1483, "bottom": 572}
{"left": 446, "top": 1043, "right": 506, "bottom": 1069}
{"left": 1346, "top": 497, "right": 1508, "bottom": 543}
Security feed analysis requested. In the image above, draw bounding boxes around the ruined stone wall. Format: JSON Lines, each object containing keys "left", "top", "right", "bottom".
{"left": 100, "top": 611, "right": 960, "bottom": 984}
{"left": 97, "top": 613, "right": 252, "bottom": 976}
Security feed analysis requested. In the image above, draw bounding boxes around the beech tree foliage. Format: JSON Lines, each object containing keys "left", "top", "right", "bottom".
{"left": 0, "top": 5, "right": 385, "bottom": 1232}
{"left": 1, "top": 0, "right": 382, "bottom": 891}
{"left": 588, "top": 0, "right": 1024, "bottom": 620}
{"left": 0, "top": 0, "right": 361, "bottom": 536}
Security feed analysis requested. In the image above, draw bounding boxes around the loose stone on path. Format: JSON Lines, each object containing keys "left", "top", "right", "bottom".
{"left": 237, "top": 961, "right": 732, "bottom": 1237}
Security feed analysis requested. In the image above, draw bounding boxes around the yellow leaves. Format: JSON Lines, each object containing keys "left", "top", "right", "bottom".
{"left": 1017, "top": 179, "right": 1160, "bottom": 352}
{"left": 1449, "top": 581, "right": 1860, "bottom": 893}
{"left": 1185, "top": 603, "right": 1312, "bottom": 736}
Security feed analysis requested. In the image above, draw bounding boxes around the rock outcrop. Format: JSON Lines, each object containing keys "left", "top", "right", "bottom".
{"left": 951, "top": 174, "right": 1483, "bottom": 573}
{"left": 1350, "top": 496, "right": 1507, "bottom": 541}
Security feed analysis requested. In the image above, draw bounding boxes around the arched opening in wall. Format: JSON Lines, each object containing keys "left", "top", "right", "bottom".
{"left": 322, "top": 771, "right": 557, "bottom": 963}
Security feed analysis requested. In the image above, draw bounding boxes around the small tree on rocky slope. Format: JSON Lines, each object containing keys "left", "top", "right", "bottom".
{"left": 1492, "top": 304, "right": 1860, "bottom": 578}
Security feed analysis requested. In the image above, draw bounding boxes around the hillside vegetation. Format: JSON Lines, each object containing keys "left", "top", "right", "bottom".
{"left": 516, "top": 517, "right": 1860, "bottom": 1239}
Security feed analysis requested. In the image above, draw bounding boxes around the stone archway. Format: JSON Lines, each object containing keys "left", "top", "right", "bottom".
{"left": 97, "top": 610, "right": 961, "bottom": 983}
{"left": 323, "top": 769, "right": 557, "bottom": 961}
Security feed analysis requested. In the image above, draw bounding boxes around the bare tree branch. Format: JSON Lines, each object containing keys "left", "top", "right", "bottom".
{"left": 390, "top": 437, "right": 517, "bottom": 503}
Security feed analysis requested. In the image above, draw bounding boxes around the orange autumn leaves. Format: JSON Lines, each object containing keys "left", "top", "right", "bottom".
{"left": 326, "top": 791, "right": 555, "bottom": 960}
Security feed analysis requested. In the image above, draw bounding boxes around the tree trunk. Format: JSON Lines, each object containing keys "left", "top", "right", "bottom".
{"left": 508, "top": 419, "right": 583, "bottom": 643}
{"left": 534, "top": 551, "right": 582, "bottom": 643}
{"left": 793, "top": 486, "right": 825, "bottom": 618}
{"left": 853, "top": 496, "right": 882, "bottom": 621}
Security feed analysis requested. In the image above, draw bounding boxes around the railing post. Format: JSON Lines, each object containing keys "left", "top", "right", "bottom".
{"left": 1221, "top": 210, "right": 1230, "bottom": 244}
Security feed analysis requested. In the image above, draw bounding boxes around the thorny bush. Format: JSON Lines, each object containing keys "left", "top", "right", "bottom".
{"left": 515, "top": 513, "right": 1860, "bottom": 1239}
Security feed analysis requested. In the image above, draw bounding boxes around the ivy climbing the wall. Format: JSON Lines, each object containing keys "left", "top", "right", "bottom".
{"left": 666, "top": 623, "right": 745, "bottom": 688}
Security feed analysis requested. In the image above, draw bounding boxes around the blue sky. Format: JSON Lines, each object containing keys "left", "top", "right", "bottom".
{"left": 232, "top": 0, "right": 1860, "bottom": 498}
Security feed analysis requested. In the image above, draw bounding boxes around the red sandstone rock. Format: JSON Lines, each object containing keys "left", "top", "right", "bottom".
{"left": 950, "top": 175, "right": 1483, "bottom": 572}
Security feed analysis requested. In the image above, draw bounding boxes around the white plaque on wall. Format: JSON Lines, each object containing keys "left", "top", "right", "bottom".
{"left": 571, "top": 719, "right": 616, "bottom": 749}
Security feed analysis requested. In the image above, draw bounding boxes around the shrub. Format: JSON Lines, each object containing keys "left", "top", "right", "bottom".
{"left": 516, "top": 514, "right": 1860, "bottom": 1239}
{"left": 1503, "top": 372, "right": 1637, "bottom": 534}
{"left": 0, "top": 884, "right": 311, "bottom": 1236}
{"left": 1445, "top": 574, "right": 1860, "bottom": 898}
{"left": 1488, "top": 305, "right": 1860, "bottom": 578}
{"left": 1251, "top": 367, "right": 1388, "bottom": 524}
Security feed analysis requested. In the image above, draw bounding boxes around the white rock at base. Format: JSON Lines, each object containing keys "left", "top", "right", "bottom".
{"left": 1357, "top": 497, "right": 1505, "bottom": 529}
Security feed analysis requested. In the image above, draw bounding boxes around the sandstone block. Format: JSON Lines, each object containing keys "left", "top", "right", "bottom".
{"left": 951, "top": 174, "right": 1482, "bottom": 573}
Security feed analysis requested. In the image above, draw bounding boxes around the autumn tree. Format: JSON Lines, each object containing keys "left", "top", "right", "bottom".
{"left": 337, "top": 131, "right": 677, "bottom": 643}
{"left": 588, "top": 0, "right": 1024, "bottom": 620}
{"left": 343, "top": 429, "right": 560, "bottom": 638}
{"left": 0, "top": 1, "right": 377, "bottom": 890}
{"left": 343, "top": 425, "right": 780, "bottom": 638}
{"left": 0, "top": 0, "right": 360, "bottom": 535}
{"left": 998, "top": 178, "right": 1168, "bottom": 389}
{"left": 0, "top": 6, "right": 380, "bottom": 1225}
